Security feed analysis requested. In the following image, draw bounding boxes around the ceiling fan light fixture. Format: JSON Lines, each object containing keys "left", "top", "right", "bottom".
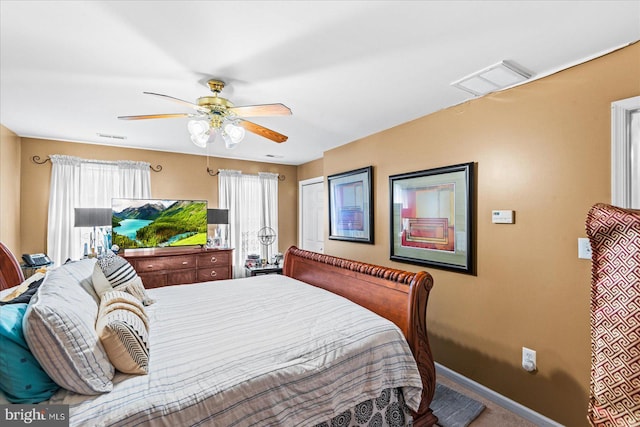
{"left": 223, "top": 121, "right": 245, "bottom": 145}
{"left": 188, "top": 119, "right": 211, "bottom": 148}
{"left": 221, "top": 130, "right": 240, "bottom": 150}
{"left": 190, "top": 133, "right": 210, "bottom": 148}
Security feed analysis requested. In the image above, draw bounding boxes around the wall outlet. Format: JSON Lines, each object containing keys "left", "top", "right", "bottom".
{"left": 522, "top": 347, "right": 537, "bottom": 372}
{"left": 578, "top": 238, "right": 592, "bottom": 260}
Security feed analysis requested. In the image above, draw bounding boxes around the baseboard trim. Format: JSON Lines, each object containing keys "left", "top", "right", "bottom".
{"left": 435, "top": 362, "right": 565, "bottom": 427}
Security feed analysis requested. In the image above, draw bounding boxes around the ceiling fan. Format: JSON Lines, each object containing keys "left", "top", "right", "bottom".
{"left": 118, "top": 79, "right": 292, "bottom": 149}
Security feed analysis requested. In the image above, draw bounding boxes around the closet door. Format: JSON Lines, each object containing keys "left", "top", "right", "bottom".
{"left": 299, "top": 177, "right": 324, "bottom": 253}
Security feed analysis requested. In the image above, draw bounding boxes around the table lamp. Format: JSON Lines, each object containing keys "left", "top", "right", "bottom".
{"left": 74, "top": 207, "right": 112, "bottom": 256}
{"left": 207, "top": 208, "right": 229, "bottom": 248}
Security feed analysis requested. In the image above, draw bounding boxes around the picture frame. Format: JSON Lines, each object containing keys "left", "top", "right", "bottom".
{"left": 328, "top": 166, "right": 374, "bottom": 244}
{"left": 389, "top": 162, "right": 475, "bottom": 274}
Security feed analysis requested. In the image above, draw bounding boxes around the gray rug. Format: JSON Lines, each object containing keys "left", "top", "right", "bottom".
{"left": 431, "top": 382, "right": 486, "bottom": 427}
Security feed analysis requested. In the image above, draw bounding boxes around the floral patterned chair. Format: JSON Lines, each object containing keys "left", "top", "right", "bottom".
{"left": 586, "top": 203, "right": 640, "bottom": 426}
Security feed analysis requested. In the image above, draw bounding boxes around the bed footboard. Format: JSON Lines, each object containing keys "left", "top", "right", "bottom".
{"left": 283, "top": 246, "right": 437, "bottom": 427}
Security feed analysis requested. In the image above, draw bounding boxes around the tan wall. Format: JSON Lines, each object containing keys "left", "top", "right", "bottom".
{"left": 16, "top": 139, "right": 298, "bottom": 256}
{"left": 297, "top": 158, "right": 324, "bottom": 182}
{"left": 319, "top": 43, "right": 640, "bottom": 426}
{"left": 0, "top": 125, "right": 22, "bottom": 256}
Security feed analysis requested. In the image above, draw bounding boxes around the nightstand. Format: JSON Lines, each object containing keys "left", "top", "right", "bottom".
{"left": 21, "top": 263, "right": 53, "bottom": 279}
{"left": 245, "top": 265, "right": 283, "bottom": 276}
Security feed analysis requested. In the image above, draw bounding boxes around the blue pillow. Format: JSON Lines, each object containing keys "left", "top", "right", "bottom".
{"left": 0, "top": 303, "right": 59, "bottom": 403}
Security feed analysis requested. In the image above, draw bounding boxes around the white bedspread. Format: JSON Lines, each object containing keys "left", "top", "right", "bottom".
{"left": 50, "top": 274, "right": 423, "bottom": 426}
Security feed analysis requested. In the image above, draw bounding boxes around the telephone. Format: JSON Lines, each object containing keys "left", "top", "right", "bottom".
{"left": 22, "top": 253, "right": 52, "bottom": 267}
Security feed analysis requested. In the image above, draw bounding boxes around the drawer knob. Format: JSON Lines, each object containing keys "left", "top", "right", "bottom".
{"left": 210, "top": 256, "right": 217, "bottom": 263}
{"left": 147, "top": 265, "right": 153, "bottom": 268}
{"left": 210, "top": 271, "right": 217, "bottom": 277}
{"left": 182, "top": 261, "right": 188, "bottom": 265}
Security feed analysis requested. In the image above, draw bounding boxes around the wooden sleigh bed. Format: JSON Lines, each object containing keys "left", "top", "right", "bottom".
{"left": 0, "top": 242, "right": 437, "bottom": 426}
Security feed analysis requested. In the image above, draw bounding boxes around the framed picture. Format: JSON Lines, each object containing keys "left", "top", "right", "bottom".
{"left": 328, "top": 166, "right": 374, "bottom": 244}
{"left": 389, "top": 162, "right": 475, "bottom": 274}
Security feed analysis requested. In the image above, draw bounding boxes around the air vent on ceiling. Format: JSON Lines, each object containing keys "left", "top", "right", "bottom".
{"left": 451, "top": 60, "right": 532, "bottom": 96}
{"left": 266, "top": 154, "right": 284, "bottom": 159}
{"left": 97, "top": 133, "right": 127, "bottom": 140}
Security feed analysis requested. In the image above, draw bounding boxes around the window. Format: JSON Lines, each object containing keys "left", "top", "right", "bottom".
{"left": 47, "top": 156, "right": 151, "bottom": 265}
{"left": 218, "top": 170, "right": 279, "bottom": 277}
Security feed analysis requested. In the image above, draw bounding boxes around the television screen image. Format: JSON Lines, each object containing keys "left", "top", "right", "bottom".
{"left": 112, "top": 198, "right": 208, "bottom": 249}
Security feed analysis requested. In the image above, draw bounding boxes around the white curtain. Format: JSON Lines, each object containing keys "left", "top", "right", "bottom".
{"left": 47, "top": 155, "right": 81, "bottom": 266}
{"left": 218, "top": 170, "right": 279, "bottom": 278}
{"left": 259, "top": 172, "right": 279, "bottom": 257}
{"left": 119, "top": 161, "right": 153, "bottom": 198}
{"left": 47, "top": 155, "right": 151, "bottom": 265}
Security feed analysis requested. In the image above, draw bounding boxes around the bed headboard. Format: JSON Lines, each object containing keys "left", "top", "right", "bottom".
{"left": 0, "top": 242, "right": 25, "bottom": 290}
{"left": 283, "top": 246, "right": 437, "bottom": 427}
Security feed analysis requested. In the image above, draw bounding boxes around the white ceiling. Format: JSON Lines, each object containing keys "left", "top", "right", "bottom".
{"left": 1, "top": 1, "right": 639, "bottom": 166}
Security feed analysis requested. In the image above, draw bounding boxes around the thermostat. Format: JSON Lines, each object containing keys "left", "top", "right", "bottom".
{"left": 492, "top": 210, "right": 514, "bottom": 224}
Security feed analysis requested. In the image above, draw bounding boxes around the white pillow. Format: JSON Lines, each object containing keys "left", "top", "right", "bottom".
{"left": 97, "top": 291, "right": 150, "bottom": 375}
{"left": 99, "top": 290, "right": 148, "bottom": 326}
{"left": 93, "top": 253, "right": 155, "bottom": 305}
{"left": 92, "top": 262, "right": 113, "bottom": 297}
{"left": 23, "top": 259, "right": 114, "bottom": 395}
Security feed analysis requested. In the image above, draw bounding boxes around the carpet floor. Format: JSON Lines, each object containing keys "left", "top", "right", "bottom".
{"left": 435, "top": 377, "right": 538, "bottom": 427}
{"left": 431, "top": 382, "right": 485, "bottom": 427}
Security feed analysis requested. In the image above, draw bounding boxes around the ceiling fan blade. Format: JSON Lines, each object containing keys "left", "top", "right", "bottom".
{"left": 238, "top": 120, "right": 288, "bottom": 143}
{"left": 229, "top": 103, "right": 292, "bottom": 117}
{"left": 143, "top": 92, "right": 209, "bottom": 113}
{"left": 118, "top": 113, "right": 191, "bottom": 120}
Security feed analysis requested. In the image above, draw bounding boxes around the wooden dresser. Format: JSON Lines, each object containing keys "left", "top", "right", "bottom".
{"left": 122, "top": 247, "right": 233, "bottom": 289}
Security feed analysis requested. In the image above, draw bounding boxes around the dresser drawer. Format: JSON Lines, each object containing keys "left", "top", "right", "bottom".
{"left": 197, "top": 252, "right": 230, "bottom": 267}
{"left": 197, "top": 267, "right": 229, "bottom": 281}
{"left": 167, "top": 270, "right": 197, "bottom": 286}
{"left": 138, "top": 272, "right": 167, "bottom": 289}
{"left": 135, "top": 255, "right": 196, "bottom": 272}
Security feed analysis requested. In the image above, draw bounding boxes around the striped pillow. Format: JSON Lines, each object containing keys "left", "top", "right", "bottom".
{"left": 99, "top": 290, "right": 149, "bottom": 326}
{"left": 97, "top": 291, "right": 150, "bottom": 375}
{"left": 94, "top": 253, "right": 155, "bottom": 305}
{"left": 23, "top": 259, "right": 114, "bottom": 395}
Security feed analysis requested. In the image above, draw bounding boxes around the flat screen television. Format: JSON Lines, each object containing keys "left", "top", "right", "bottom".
{"left": 112, "top": 198, "right": 208, "bottom": 249}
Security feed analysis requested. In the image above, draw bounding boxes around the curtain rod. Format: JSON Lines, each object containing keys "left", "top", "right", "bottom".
{"left": 31, "top": 155, "right": 162, "bottom": 172}
{"left": 206, "top": 167, "right": 285, "bottom": 181}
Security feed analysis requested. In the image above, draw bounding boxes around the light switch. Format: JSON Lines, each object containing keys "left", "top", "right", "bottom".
{"left": 578, "top": 238, "right": 592, "bottom": 260}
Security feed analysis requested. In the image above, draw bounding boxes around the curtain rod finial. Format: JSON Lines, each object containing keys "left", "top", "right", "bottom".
{"left": 32, "top": 155, "right": 51, "bottom": 165}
